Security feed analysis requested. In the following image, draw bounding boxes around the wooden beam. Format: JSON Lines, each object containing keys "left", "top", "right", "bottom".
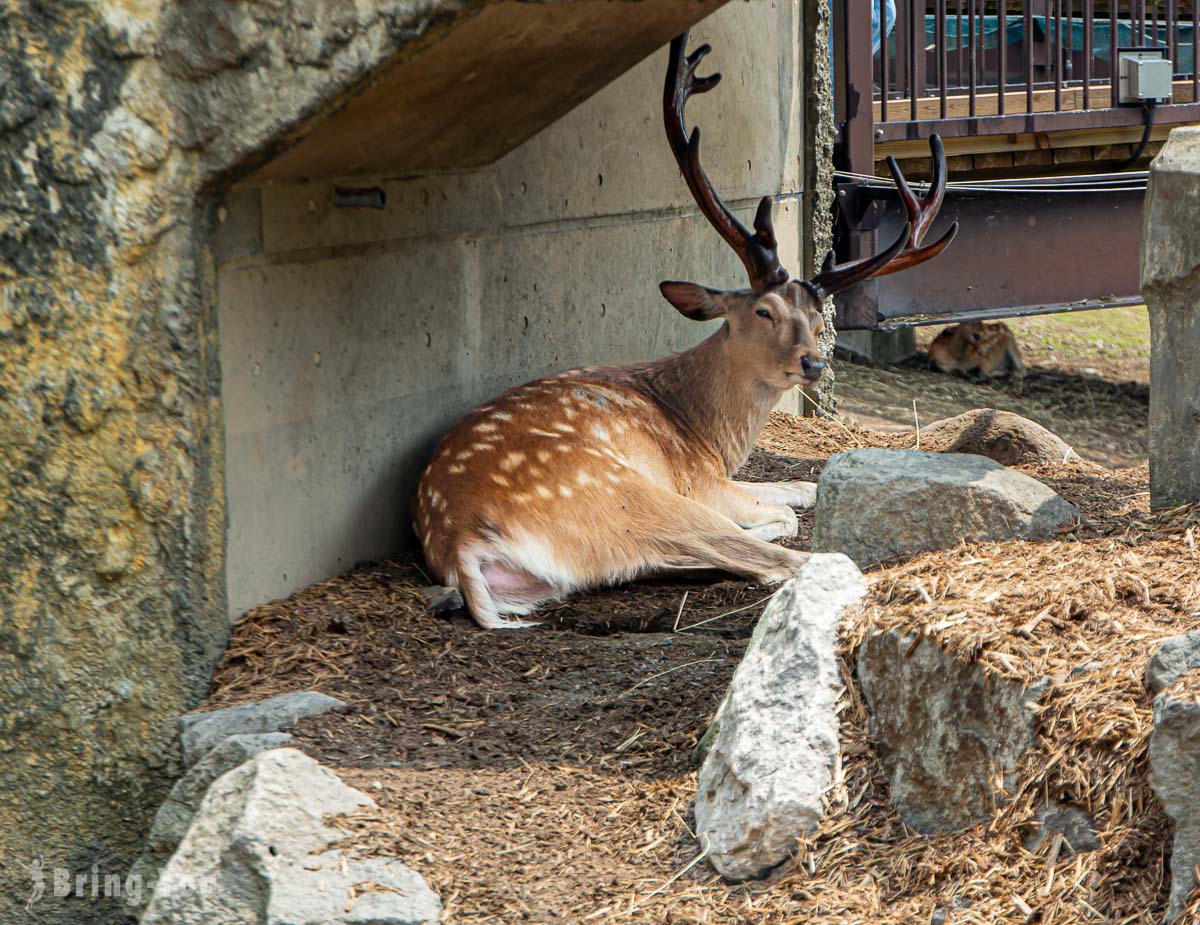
{"left": 878, "top": 121, "right": 1174, "bottom": 160}
{"left": 875, "top": 78, "right": 1200, "bottom": 124}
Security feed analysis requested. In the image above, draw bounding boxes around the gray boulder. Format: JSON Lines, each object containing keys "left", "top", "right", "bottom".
{"left": 180, "top": 691, "right": 346, "bottom": 767}
{"left": 1023, "top": 802, "right": 1100, "bottom": 855}
{"left": 813, "top": 449, "right": 1079, "bottom": 567}
{"left": 921, "top": 409, "right": 1077, "bottom": 467}
{"left": 858, "top": 631, "right": 1048, "bottom": 832}
{"left": 140, "top": 748, "right": 441, "bottom": 925}
{"left": 129, "top": 733, "right": 293, "bottom": 907}
{"left": 1146, "top": 631, "right": 1200, "bottom": 693}
{"left": 1150, "top": 688, "right": 1200, "bottom": 922}
{"left": 695, "top": 555, "right": 867, "bottom": 881}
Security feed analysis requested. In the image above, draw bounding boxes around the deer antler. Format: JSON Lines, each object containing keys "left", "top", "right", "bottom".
{"left": 876, "top": 135, "right": 959, "bottom": 276}
{"left": 664, "top": 33, "right": 789, "bottom": 291}
{"left": 808, "top": 135, "right": 958, "bottom": 298}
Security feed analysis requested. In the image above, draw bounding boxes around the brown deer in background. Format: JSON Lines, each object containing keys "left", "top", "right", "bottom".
{"left": 413, "top": 33, "right": 957, "bottom": 629}
{"left": 928, "top": 320, "right": 1026, "bottom": 381}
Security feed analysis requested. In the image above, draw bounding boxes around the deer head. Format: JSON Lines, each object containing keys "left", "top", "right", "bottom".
{"left": 659, "top": 32, "right": 958, "bottom": 387}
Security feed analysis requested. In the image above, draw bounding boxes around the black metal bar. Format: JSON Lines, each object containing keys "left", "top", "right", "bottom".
{"left": 1070, "top": 0, "right": 1080, "bottom": 86}
{"left": 1112, "top": 0, "right": 1120, "bottom": 104}
{"left": 876, "top": 298, "right": 1144, "bottom": 329}
{"left": 1045, "top": 0, "right": 1053, "bottom": 78}
{"left": 1026, "top": 0, "right": 1035, "bottom": 110}
{"left": 873, "top": 98, "right": 1200, "bottom": 138}
{"left": 999, "top": 0, "right": 1007, "bottom": 113}
{"left": 969, "top": 0, "right": 978, "bottom": 113}
{"left": 978, "top": 2, "right": 984, "bottom": 95}
{"left": 880, "top": 0, "right": 889, "bottom": 121}
{"left": 1166, "top": 0, "right": 1175, "bottom": 65}
{"left": 1055, "top": 0, "right": 1063, "bottom": 109}
{"left": 911, "top": 0, "right": 920, "bottom": 118}
{"left": 1084, "top": 0, "right": 1092, "bottom": 107}
{"left": 958, "top": 0, "right": 965, "bottom": 88}
{"left": 939, "top": 0, "right": 949, "bottom": 116}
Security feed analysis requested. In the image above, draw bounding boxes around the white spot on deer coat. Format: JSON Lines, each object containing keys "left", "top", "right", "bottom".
{"left": 529, "top": 428, "right": 560, "bottom": 439}
{"left": 500, "top": 452, "right": 526, "bottom": 472}
{"left": 553, "top": 422, "right": 575, "bottom": 434}
{"left": 536, "top": 486, "right": 553, "bottom": 499}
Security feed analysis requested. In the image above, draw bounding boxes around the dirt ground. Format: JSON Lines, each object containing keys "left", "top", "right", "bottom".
{"left": 196, "top": 309, "right": 1196, "bottom": 924}
{"left": 835, "top": 306, "right": 1150, "bottom": 468}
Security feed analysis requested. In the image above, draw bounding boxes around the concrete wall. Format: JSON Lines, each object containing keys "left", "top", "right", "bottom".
{"left": 218, "top": 1, "right": 806, "bottom": 617}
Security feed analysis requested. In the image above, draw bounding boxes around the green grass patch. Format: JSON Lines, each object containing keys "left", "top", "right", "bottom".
{"left": 1009, "top": 305, "right": 1149, "bottom": 357}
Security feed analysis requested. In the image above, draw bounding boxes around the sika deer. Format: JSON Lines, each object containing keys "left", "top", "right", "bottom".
{"left": 928, "top": 321, "right": 1026, "bottom": 380}
{"left": 413, "top": 34, "right": 957, "bottom": 629}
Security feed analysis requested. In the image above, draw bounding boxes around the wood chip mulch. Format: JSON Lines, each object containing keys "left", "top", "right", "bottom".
{"left": 202, "top": 413, "right": 1198, "bottom": 924}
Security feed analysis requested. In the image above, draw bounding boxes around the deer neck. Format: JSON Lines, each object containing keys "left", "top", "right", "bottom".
{"left": 635, "top": 325, "right": 783, "bottom": 476}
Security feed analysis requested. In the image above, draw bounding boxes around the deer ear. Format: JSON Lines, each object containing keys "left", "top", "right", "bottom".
{"left": 659, "top": 281, "right": 727, "bottom": 321}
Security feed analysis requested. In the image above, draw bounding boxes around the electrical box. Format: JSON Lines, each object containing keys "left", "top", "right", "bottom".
{"left": 1119, "top": 49, "right": 1173, "bottom": 103}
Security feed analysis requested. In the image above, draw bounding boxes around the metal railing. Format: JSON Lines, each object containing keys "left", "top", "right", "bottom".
{"left": 835, "top": 0, "right": 1200, "bottom": 161}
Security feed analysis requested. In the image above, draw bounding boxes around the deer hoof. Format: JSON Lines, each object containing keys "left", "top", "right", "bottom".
{"left": 418, "top": 585, "right": 465, "bottom": 614}
{"left": 477, "top": 615, "right": 542, "bottom": 631}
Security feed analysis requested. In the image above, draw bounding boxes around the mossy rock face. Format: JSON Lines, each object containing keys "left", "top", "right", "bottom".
{"left": 694, "top": 719, "right": 721, "bottom": 766}
{"left": 0, "top": 3, "right": 469, "bottom": 921}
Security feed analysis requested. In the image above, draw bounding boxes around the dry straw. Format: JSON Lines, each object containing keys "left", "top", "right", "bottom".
{"left": 206, "top": 415, "right": 1198, "bottom": 923}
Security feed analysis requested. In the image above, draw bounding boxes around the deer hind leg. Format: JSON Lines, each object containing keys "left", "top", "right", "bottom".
{"left": 453, "top": 548, "right": 549, "bottom": 631}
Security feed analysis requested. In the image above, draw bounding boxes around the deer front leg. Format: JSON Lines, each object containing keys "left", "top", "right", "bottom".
{"left": 731, "top": 479, "right": 818, "bottom": 510}
{"left": 696, "top": 480, "right": 800, "bottom": 542}
{"left": 638, "top": 483, "right": 810, "bottom": 584}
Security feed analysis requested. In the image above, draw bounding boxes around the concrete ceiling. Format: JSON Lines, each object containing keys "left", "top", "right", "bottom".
{"left": 249, "top": 0, "right": 729, "bottom": 183}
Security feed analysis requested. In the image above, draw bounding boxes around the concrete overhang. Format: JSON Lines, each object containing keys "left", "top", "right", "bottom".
{"left": 248, "top": 0, "right": 729, "bottom": 183}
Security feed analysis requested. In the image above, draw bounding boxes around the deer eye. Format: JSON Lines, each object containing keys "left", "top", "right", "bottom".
{"left": 755, "top": 308, "right": 771, "bottom": 319}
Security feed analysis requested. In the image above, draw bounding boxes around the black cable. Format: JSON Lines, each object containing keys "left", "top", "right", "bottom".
{"left": 1119, "top": 99, "right": 1158, "bottom": 171}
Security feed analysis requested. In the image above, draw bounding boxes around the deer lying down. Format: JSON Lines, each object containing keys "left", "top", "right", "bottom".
{"left": 413, "top": 35, "right": 957, "bottom": 629}
{"left": 928, "top": 321, "right": 1025, "bottom": 380}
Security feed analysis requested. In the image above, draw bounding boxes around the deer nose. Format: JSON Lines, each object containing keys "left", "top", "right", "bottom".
{"left": 801, "top": 356, "right": 825, "bottom": 380}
